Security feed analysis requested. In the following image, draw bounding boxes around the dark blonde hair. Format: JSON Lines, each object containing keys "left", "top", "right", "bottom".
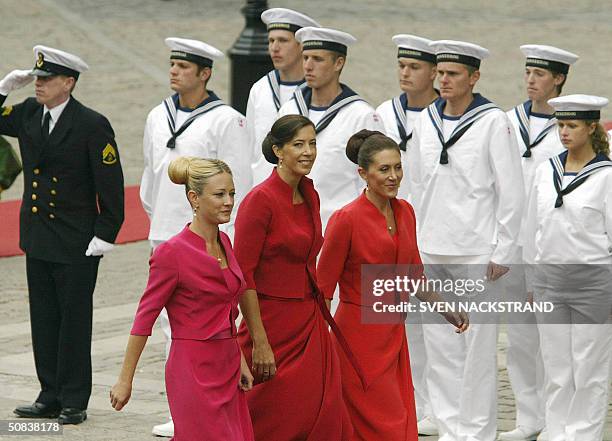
{"left": 262, "top": 115, "right": 315, "bottom": 164}
{"left": 168, "top": 156, "right": 232, "bottom": 196}
{"left": 346, "top": 130, "right": 400, "bottom": 169}
{"left": 586, "top": 121, "right": 610, "bottom": 157}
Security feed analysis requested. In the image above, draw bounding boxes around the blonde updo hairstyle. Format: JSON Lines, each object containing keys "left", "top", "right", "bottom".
{"left": 168, "top": 156, "right": 232, "bottom": 207}
{"left": 585, "top": 120, "right": 610, "bottom": 157}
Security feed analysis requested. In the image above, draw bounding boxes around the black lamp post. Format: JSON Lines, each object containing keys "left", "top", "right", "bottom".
{"left": 228, "top": 0, "right": 273, "bottom": 115}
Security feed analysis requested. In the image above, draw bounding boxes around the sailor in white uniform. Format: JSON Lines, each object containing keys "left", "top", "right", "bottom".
{"left": 409, "top": 40, "right": 524, "bottom": 441}
{"left": 278, "top": 26, "right": 384, "bottom": 229}
{"left": 500, "top": 44, "right": 579, "bottom": 441}
{"left": 139, "top": 37, "right": 251, "bottom": 438}
{"left": 375, "top": 34, "right": 439, "bottom": 436}
{"left": 247, "top": 8, "right": 320, "bottom": 185}
{"left": 376, "top": 34, "right": 438, "bottom": 203}
{"left": 522, "top": 95, "right": 612, "bottom": 441}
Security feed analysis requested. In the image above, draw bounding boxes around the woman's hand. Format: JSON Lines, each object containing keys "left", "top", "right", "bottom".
{"left": 110, "top": 380, "right": 132, "bottom": 411}
{"left": 442, "top": 310, "right": 469, "bottom": 333}
{"left": 252, "top": 339, "right": 276, "bottom": 382}
{"left": 486, "top": 261, "right": 509, "bottom": 281}
{"left": 239, "top": 351, "right": 254, "bottom": 391}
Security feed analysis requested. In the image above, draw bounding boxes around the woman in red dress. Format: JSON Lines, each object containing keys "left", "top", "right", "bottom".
{"left": 234, "top": 115, "right": 354, "bottom": 440}
{"left": 110, "top": 157, "right": 254, "bottom": 441}
{"left": 317, "top": 130, "right": 468, "bottom": 441}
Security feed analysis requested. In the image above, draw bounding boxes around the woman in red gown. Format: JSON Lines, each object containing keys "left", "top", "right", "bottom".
{"left": 110, "top": 157, "right": 254, "bottom": 441}
{"left": 234, "top": 115, "right": 353, "bottom": 440}
{"left": 317, "top": 130, "right": 468, "bottom": 441}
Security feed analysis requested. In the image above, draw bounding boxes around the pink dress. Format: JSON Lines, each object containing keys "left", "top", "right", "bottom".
{"left": 131, "top": 225, "right": 254, "bottom": 441}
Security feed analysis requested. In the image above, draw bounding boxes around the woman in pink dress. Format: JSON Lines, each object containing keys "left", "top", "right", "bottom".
{"left": 110, "top": 157, "right": 254, "bottom": 441}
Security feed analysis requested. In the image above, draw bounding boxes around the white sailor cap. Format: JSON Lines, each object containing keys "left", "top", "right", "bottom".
{"left": 295, "top": 27, "right": 356, "bottom": 56}
{"left": 165, "top": 37, "right": 224, "bottom": 68}
{"left": 30, "top": 45, "right": 89, "bottom": 79}
{"left": 548, "top": 94, "right": 608, "bottom": 120}
{"left": 392, "top": 34, "right": 436, "bottom": 63}
{"left": 429, "top": 40, "right": 490, "bottom": 68}
{"left": 261, "top": 8, "right": 321, "bottom": 33}
{"left": 520, "top": 44, "right": 579, "bottom": 74}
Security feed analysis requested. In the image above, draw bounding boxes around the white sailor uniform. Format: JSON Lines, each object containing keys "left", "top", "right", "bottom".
{"left": 410, "top": 93, "right": 524, "bottom": 441}
{"left": 522, "top": 150, "right": 612, "bottom": 441}
{"left": 502, "top": 100, "right": 566, "bottom": 434}
{"left": 278, "top": 84, "right": 384, "bottom": 229}
{"left": 376, "top": 94, "right": 428, "bottom": 202}
{"left": 140, "top": 92, "right": 251, "bottom": 243}
{"left": 247, "top": 71, "right": 305, "bottom": 185}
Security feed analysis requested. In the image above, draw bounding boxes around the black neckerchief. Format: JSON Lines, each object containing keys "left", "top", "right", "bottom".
{"left": 514, "top": 100, "right": 557, "bottom": 158}
{"left": 550, "top": 150, "right": 612, "bottom": 208}
{"left": 292, "top": 84, "right": 364, "bottom": 134}
{"left": 163, "top": 91, "right": 225, "bottom": 149}
{"left": 427, "top": 93, "right": 499, "bottom": 164}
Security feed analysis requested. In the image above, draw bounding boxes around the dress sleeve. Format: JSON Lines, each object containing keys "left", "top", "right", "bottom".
{"left": 317, "top": 209, "right": 352, "bottom": 300}
{"left": 131, "top": 242, "right": 179, "bottom": 336}
{"left": 234, "top": 189, "right": 272, "bottom": 291}
{"left": 405, "top": 203, "right": 425, "bottom": 280}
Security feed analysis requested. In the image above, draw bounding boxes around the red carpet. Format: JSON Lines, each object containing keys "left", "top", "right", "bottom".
{"left": 0, "top": 185, "right": 150, "bottom": 258}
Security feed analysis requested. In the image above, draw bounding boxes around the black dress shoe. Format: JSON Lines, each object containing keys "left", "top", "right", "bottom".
{"left": 14, "top": 402, "right": 61, "bottom": 418}
{"left": 58, "top": 408, "right": 87, "bottom": 425}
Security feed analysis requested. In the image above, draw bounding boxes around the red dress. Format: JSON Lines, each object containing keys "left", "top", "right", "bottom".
{"left": 234, "top": 169, "right": 352, "bottom": 441}
{"left": 318, "top": 193, "right": 421, "bottom": 441}
{"left": 131, "top": 226, "right": 254, "bottom": 441}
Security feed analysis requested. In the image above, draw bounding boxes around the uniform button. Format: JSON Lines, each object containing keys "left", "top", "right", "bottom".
{"left": 52, "top": 177, "right": 58, "bottom": 183}
{"left": 49, "top": 214, "right": 55, "bottom": 219}
{"left": 31, "top": 207, "right": 38, "bottom": 213}
{"left": 49, "top": 202, "right": 55, "bottom": 207}
{"left": 32, "top": 181, "right": 38, "bottom": 188}
{"left": 33, "top": 168, "right": 40, "bottom": 175}
{"left": 31, "top": 194, "right": 37, "bottom": 200}
{"left": 50, "top": 189, "right": 57, "bottom": 195}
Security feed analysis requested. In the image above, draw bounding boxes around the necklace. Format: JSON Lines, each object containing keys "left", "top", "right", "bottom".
{"left": 215, "top": 242, "right": 223, "bottom": 264}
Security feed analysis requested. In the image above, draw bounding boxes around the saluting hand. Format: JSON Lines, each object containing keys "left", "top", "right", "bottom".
{"left": 252, "top": 340, "right": 276, "bottom": 382}
{"left": 0, "top": 70, "right": 34, "bottom": 96}
{"left": 110, "top": 381, "right": 132, "bottom": 411}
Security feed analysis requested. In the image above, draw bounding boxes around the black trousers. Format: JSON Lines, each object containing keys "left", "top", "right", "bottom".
{"left": 25, "top": 256, "right": 99, "bottom": 409}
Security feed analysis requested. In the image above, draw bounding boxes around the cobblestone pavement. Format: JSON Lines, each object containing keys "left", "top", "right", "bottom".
{"left": 1, "top": 0, "right": 611, "bottom": 440}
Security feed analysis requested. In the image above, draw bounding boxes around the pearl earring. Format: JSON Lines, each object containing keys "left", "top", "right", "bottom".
{"left": 278, "top": 158, "right": 283, "bottom": 169}
{"left": 193, "top": 206, "right": 199, "bottom": 215}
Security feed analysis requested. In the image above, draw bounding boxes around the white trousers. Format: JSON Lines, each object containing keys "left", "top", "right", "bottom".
{"left": 421, "top": 253, "right": 498, "bottom": 441}
{"left": 406, "top": 304, "right": 434, "bottom": 420}
{"left": 502, "top": 255, "right": 545, "bottom": 431}
{"left": 536, "top": 288, "right": 612, "bottom": 441}
{"left": 151, "top": 240, "right": 173, "bottom": 421}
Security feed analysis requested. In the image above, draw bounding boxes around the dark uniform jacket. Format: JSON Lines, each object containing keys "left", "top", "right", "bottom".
{"left": 0, "top": 95, "right": 124, "bottom": 263}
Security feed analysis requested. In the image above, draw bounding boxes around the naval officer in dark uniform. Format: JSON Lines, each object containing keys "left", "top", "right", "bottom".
{"left": 0, "top": 45, "right": 124, "bottom": 425}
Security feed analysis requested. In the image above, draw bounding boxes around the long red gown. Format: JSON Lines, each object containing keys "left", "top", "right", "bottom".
{"left": 318, "top": 192, "right": 421, "bottom": 441}
{"left": 234, "top": 171, "right": 352, "bottom": 441}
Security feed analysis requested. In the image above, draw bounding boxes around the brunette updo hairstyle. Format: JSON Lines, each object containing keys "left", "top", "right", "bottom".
{"left": 346, "top": 129, "right": 400, "bottom": 169}
{"left": 168, "top": 156, "right": 232, "bottom": 202}
{"left": 262, "top": 114, "right": 315, "bottom": 164}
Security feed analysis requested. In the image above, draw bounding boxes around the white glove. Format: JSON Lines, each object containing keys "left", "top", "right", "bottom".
{"left": 85, "top": 236, "right": 115, "bottom": 256}
{"left": 0, "top": 69, "right": 34, "bottom": 96}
